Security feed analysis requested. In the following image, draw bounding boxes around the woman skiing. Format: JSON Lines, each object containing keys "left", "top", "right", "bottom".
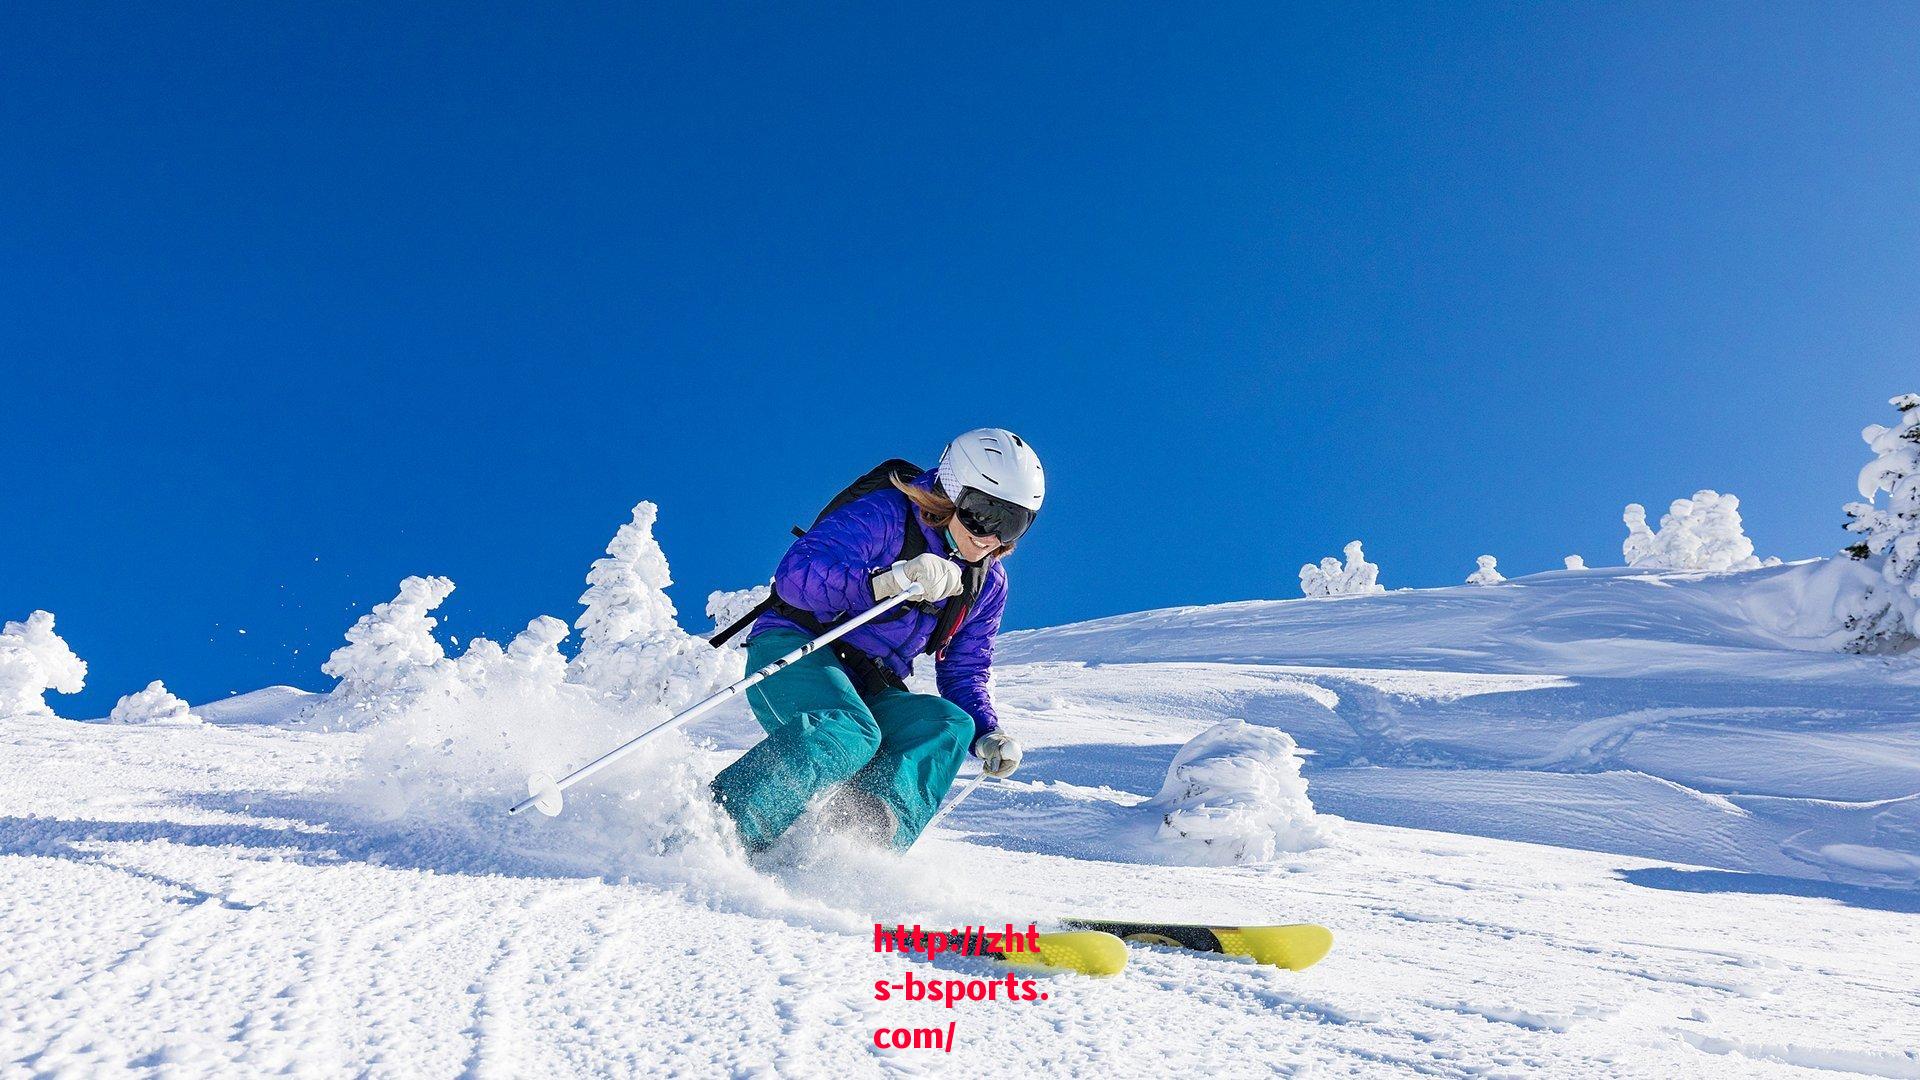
{"left": 709, "top": 428, "right": 1042, "bottom": 853}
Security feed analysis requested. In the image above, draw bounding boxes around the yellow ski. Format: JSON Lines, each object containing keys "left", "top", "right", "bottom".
{"left": 1062, "top": 920, "right": 1333, "bottom": 971}
{"left": 943, "top": 929, "right": 1129, "bottom": 976}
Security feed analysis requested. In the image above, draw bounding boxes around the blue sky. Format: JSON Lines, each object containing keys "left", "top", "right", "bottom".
{"left": 4, "top": 3, "right": 1916, "bottom": 715}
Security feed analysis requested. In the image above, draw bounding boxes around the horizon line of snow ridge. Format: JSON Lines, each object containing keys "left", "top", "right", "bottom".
{"left": 8, "top": 389, "right": 1920, "bottom": 721}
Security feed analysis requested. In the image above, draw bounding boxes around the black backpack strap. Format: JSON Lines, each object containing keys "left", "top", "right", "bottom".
{"left": 896, "top": 515, "right": 929, "bottom": 562}
{"left": 814, "top": 460, "right": 924, "bottom": 529}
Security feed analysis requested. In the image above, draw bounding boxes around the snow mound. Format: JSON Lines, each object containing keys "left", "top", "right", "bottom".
{"left": 1300, "top": 540, "right": 1385, "bottom": 597}
{"left": 1467, "top": 555, "right": 1506, "bottom": 585}
{"left": 193, "top": 685, "right": 322, "bottom": 725}
{"left": 1146, "top": 719, "right": 1329, "bottom": 865}
{"left": 107, "top": 680, "right": 199, "bottom": 725}
{"left": 1623, "top": 490, "right": 1770, "bottom": 572}
{"left": 1564, "top": 555, "right": 1588, "bottom": 571}
{"left": 0, "top": 610, "right": 87, "bottom": 718}
{"left": 1726, "top": 557, "right": 1884, "bottom": 649}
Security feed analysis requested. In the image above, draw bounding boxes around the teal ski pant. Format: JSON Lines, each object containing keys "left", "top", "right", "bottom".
{"left": 709, "top": 629, "right": 974, "bottom": 852}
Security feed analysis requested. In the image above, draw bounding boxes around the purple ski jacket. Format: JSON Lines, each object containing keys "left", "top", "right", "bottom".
{"left": 752, "top": 470, "right": 1007, "bottom": 741}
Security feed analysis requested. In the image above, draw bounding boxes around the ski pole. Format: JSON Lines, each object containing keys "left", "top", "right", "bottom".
{"left": 508, "top": 582, "right": 925, "bottom": 817}
{"left": 924, "top": 770, "right": 990, "bottom": 833}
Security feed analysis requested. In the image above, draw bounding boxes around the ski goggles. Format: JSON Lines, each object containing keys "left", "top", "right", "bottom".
{"left": 954, "top": 486, "right": 1036, "bottom": 543}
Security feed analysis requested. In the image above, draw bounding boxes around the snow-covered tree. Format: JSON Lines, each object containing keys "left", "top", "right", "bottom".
{"left": 108, "top": 680, "right": 199, "bottom": 725}
{"left": 1837, "top": 394, "right": 1920, "bottom": 652}
{"left": 575, "top": 503, "right": 678, "bottom": 650}
{"left": 1466, "top": 555, "right": 1505, "bottom": 585}
{"left": 450, "top": 616, "right": 571, "bottom": 691}
{"left": 0, "top": 610, "right": 87, "bottom": 718}
{"left": 1621, "top": 490, "right": 1767, "bottom": 571}
{"left": 568, "top": 502, "right": 733, "bottom": 708}
{"left": 318, "top": 577, "right": 582, "bottom": 726}
{"left": 505, "top": 616, "right": 571, "bottom": 683}
{"left": 1299, "top": 541, "right": 1385, "bottom": 598}
{"left": 1622, "top": 504, "right": 1657, "bottom": 566}
{"left": 1685, "top": 492, "right": 1763, "bottom": 570}
{"left": 1564, "top": 555, "right": 1588, "bottom": 571}
{"left": 322, "top": 576, "right": 456, "bottom": 695}
{"left": 319, "top": 502, "right": 742, "bottom": 743}
{"left": 706, "top": 585, "right": 771, "bottom": 648}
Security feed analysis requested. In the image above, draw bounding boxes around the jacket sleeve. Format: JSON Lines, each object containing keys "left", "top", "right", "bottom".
{"left": 772, "top": 491, "right": 903, "bottom": 619}
{"left": 936, "top": 564, "right": 1007, "bottom": 745}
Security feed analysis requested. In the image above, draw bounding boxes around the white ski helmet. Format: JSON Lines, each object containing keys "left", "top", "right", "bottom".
{"left": 937, "top": 428, "right": 1045, "bottom": 541}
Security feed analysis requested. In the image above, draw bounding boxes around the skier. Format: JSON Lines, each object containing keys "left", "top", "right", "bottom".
{"left": 708, "top": 428, "right": 1042, "bottom": 853}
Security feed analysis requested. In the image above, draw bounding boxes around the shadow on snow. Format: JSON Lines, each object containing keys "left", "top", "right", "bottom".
{"left": 1616, "top": 866, "right": 1920, "bottom": 914}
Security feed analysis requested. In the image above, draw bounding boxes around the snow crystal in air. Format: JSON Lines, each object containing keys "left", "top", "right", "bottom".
{"left": 1146, "top": 719, "right": 1328, "bottom": 865}
{"left": 1300, "top": 540, "right": 1385, "bottom": 597}
{"left": 1466, "top": 555, "right": 1506, "bottom": 585}
{"left": 0, "top": 610, "right": 87, "bottom": 719}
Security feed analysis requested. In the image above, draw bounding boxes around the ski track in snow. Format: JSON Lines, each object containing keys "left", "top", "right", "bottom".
{"left": 6, "top": 566, "right": 1920, "bottom": 1077}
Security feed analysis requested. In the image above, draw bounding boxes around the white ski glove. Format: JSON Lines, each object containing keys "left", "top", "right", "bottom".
{"left": 974, "top": 731, "right": 1022, "bottom": 778}
{"left": 871, "top": 552, "right": 963, "bottom": 603}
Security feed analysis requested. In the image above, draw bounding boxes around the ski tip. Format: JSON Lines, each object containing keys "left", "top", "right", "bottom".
{"left": 1001, "top": 931, "right": 1129, "bottom": 977}
{"left": 1218, "top": 924, "right": 1334, "bottom": 971}
{"left": 524, "top": 772, "right": 564, "bottom": 817}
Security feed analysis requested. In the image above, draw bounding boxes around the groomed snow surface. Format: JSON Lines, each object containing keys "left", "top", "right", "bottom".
{"left": 4, "top": 563, "right": 1920, "bottom": 1077}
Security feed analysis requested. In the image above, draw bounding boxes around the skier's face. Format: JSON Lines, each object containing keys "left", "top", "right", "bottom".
{"left": 948, "top": 515, "right": 1000, "bottom": 563}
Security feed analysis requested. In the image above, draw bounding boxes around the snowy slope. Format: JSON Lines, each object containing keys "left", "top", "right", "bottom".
{"left": 4, "top": 565, "right": 1919, "bottom": 1078}
{"left": 995, "top": 564, "right": 1920, "bottom": 889}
